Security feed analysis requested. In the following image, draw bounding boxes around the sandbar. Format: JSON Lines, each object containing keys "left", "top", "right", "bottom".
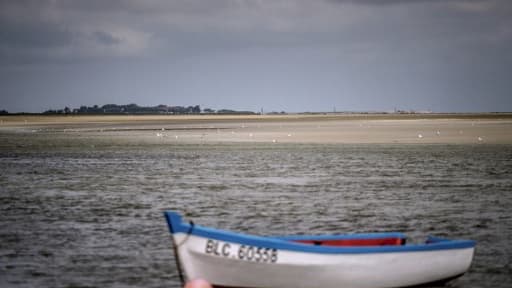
{"left": 1, "top": 113, "right": 511, "bottom": 145}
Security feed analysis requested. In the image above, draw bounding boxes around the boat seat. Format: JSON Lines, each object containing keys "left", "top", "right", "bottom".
{"left": 292, "top": 237, "right": 406, "bottom": 246}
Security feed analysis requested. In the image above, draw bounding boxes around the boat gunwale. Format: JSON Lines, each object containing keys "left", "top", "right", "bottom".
{"left": 165, "top": 211, "right": 475, "bottom": 254}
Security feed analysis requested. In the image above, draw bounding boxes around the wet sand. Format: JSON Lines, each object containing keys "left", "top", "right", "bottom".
{"left": 1, "top": 113, "right": 512, "bottom": 144}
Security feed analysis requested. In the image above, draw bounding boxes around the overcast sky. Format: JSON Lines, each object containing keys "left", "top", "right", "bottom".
{"left": 1, "top": 0, "right": 511, "bottom": 113}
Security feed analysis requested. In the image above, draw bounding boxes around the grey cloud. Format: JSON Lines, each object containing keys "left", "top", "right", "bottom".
{"left": 93, "top": 31, "right": 122, "bottom": 46}
{"left": 0, "top": 21, "right": 74, "bottom": 48}
{"left": 37, "top": 0, "right": 233, "bottom": 16}
{"left": 327, "top": 0, "right": 482, "bottom": 5}
{"left": 1, "top": 0, "right": 511, "bottom": 112}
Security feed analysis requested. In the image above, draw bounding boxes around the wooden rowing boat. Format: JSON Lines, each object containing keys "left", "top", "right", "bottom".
{"left": 164, "top": 211, "right": 475, "bottom": 288}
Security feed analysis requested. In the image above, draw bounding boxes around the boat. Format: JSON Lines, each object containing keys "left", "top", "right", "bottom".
{"left": 164, "top": 211, "right": 475, "bottom": 288}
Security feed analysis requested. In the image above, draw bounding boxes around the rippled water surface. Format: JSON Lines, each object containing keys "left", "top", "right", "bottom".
{"left": 1, "top": 135, "right": 511, "bottom": 288}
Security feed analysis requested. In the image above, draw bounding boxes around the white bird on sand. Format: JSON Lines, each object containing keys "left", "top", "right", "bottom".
{"left": 156, "top": 132, "right": 163, "bottom": 137}
{"left": 272, "top": 139, "right": 277, "bottom": 143}
{"left": 436, "top": 131, "right": 441, "bottom": 136}
{"left": 418, "top": 134, "right": 423, "bottom": 139}
{"left": 478, "top": 136, "right": 483, "bottom": 142}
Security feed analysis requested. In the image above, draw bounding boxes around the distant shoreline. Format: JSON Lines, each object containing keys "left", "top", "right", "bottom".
{"left": 2, "top": 112, "right": 512, "bottom": 125}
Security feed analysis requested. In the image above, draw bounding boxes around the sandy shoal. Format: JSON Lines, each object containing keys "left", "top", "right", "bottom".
{"left": 1, "top": 114, "right": 511, "bottom": 144}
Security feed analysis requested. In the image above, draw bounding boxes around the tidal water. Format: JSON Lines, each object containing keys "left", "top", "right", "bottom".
{"left": 1, "top": 137, "right": 511, "bottom": 287}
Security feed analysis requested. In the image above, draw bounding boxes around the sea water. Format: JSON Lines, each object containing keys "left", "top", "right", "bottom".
{"left": 1, "top": 135, "right": 511, "bottom": 287}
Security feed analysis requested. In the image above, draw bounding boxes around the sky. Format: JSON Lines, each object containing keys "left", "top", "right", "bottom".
{"left": 1, "top": 0, "right": 511, "bottom": 113}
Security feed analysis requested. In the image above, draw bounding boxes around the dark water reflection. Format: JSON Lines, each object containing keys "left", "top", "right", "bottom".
{"left": 1, "top": 143, "right": 511, "bottom": 287}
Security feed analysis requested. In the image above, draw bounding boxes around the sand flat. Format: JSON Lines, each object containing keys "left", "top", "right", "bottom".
{"left": 1, "top": 114, "right": 512, "bottom": 144}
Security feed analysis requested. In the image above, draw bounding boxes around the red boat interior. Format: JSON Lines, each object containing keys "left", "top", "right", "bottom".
{"left": 291, "top": 237, "right": 406, "bottom": 246}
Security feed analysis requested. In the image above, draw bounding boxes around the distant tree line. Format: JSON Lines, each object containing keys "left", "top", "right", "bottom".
{"left": 40, "top": 104, "right": 256, "bottom": 115}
